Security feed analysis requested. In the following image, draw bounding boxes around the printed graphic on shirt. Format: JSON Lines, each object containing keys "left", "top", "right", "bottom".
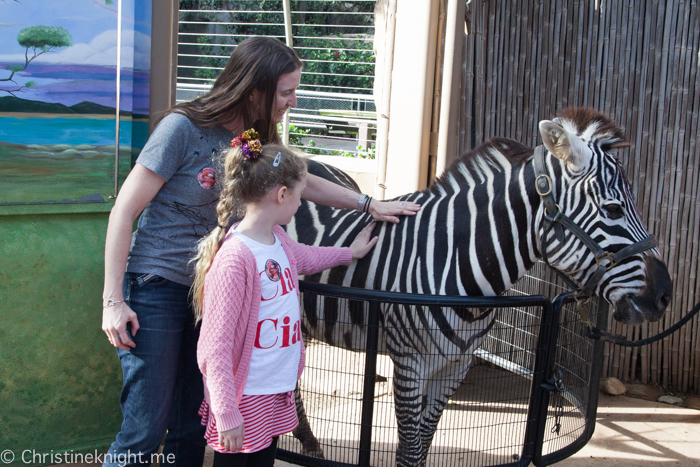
{"left": 260, "top": 265, "right": 295, "bottom": 302}
{"left": 265, "top": 259, "right": 281, "bottom": 282}
{"left": 197, "top": 167, "right": 217, "bottom": 189}
{"left": 162, "top": 199, "right": 218, "bottom": 237}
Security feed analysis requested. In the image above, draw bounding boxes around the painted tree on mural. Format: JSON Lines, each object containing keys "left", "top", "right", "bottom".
{"left": 0, "top": 25, "right": 72, "bottom": 96}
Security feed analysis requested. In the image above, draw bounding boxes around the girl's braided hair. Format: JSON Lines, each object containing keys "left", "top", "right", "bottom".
{"left": 191, "top": 135, "right": 307, "bottom": 320}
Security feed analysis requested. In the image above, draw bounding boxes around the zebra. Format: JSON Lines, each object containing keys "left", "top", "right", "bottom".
{"left": 286, "top": 107, "right": 672, "bottom": 466}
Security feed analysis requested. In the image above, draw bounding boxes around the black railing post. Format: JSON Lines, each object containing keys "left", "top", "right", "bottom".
{"left": 531, "top": 292, "right": 569, "bottom": 466}
{"left": 582, "top": 300, "right": 609, "bottom": 438}
{"left": 521, "top": 300, "right": 553, "bottom": 464}
{"left": 357, "top": 300, "right": 380, "bottom": 467}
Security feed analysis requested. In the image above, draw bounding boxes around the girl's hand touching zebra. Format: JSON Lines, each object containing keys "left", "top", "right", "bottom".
{"left": 349, "top": 220, "right": 379, "bottom": 259}
{"left": 219, "top": 423, "right": 245, "bottom": 453}
{"left": 369, "top": 199, "right": 421, "bottom": 224}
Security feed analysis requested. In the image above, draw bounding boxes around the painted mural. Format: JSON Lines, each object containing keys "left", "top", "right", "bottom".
{"left": 0, "top": 0, "right": 151, "bottom": 205}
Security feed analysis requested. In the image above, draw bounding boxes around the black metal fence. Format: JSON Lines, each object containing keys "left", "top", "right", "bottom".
{"left": 278, "top": 265, "right": 608, "bottom": 467}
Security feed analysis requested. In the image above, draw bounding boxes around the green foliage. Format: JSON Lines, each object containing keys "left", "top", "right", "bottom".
{"left": 313, "top": 145, "right": 375, "bottom": 159}
{"left": 297, "top": 40, "right": 374, "bottom": 92}
{"left": 283, "top": 124, "right": 310, "bottom": 147}
{"left": 17, "top": 26, "right": 72, "bottom": 52}
{"left": 289, "top": 0, "right": 375, "bottom": 92}
{"left": 289, "top": 137, "right": 375, "bottom": 159}
{"left": 282, "top": 124, "right": 374, "bottom": 159}
{"left": 355, "top": 144, "right": 375, "bottom": 159}
{"left": 180, "top": 1, "right": 375, "bottom": 93}
{"left": 303, "top": 139, "right": 322, "bottom": 155}
{"left": 194, "top": 34, "right": 227, "bottom": 81}
{"left": 24, "top": 80, "right": 35, "bottom": 88}
{"left": 180, "top": 1, "right": 377, "bottom": 158}
{"left": 7, "top": 65, "right": 23, "bottom": 72}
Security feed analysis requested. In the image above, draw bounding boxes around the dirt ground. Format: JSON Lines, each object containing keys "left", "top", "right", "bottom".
{"left": 269, "top": 392, "right": 700, "bottom": 467}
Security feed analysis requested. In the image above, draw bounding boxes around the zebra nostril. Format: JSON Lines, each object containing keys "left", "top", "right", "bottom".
{"left": 656, "top": 291, "right": 671, "bottom": 312}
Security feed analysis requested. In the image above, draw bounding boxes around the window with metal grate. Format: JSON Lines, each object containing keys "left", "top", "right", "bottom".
{"left": 177, "top": 0, "right": 378, "bottom": 158}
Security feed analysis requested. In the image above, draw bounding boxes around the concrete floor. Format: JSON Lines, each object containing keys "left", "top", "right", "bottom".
{"left": 271, "top": 393, "right": 700, "bottom": 467}
{"left": 48, "top": 391, "right": 699, "bottom": 467}
{"left": 555, "top": 393, "right": 700, "bottom": 466}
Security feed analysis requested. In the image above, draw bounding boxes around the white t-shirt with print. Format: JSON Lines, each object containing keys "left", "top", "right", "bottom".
{"left": 232, "top": 230, "right": 302, "bottom": 395}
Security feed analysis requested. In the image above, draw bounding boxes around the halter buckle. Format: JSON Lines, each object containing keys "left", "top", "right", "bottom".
{"left": 535, "top": 174, "right": 553, "bottom": 197}
{"left": 574, "top": 294, "right": 594, "bottom": 327}
{"left": 595, "top": 251, "right": 617, "bottom": 270}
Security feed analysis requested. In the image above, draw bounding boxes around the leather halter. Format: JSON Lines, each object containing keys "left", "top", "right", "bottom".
{"left": 532, "top": 145, "right": 657, "bottom": 299}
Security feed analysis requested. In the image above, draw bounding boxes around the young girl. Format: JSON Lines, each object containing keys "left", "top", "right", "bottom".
{"left": 192, "top": 131, "right": 378, "bottom": 466}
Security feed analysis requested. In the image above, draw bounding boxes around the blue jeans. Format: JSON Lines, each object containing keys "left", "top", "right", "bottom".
{"left": 103, "top": 273, "right": 206, "bottom": 467}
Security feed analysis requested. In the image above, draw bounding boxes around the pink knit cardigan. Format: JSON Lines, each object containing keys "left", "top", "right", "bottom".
{"left": 197, "top": 225, "right": 353, "bottom": 433}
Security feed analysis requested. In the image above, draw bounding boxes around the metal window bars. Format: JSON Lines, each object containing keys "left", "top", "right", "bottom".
{"left": 177, "top": 0, "right": 378, "bottom": 158}
{"left": 277, "top": 262, "right": 607, "bottom": 467}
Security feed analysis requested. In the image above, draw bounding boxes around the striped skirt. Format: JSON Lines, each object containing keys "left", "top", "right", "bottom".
{"left": 198, "top": 391, "right": 298, "bottom": 454}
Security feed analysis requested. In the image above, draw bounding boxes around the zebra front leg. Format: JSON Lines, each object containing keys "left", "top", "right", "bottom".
{"left": 292, "top": 384, "right": 325, "bottom": 458}
{"left": 393, "top": 357, "right": 429, "bottom": 467}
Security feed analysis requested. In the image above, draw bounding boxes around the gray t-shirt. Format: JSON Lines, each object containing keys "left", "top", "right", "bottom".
{"left": 126, "top": 112, "right": 233, "bottom": 285}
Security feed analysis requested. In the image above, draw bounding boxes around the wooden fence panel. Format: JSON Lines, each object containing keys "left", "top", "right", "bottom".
{"left": 458, "top": 0, "right": 700, "bottom": 393}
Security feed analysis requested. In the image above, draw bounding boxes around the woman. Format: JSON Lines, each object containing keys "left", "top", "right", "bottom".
{"left": 101, "top": 37, "right": 418, "bottom": 467}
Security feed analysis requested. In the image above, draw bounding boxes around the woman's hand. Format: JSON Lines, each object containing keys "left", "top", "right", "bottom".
{"left": 349, "top": 221, "right": 379, "bottom": 259}
{"left": 102, "top": 302, "right": 140, "bottom": 350}
{"left": 368, "top": 199, "right": 421, "bottom": 224}
{"left": 302, "top": 175, "right": 421, "bottom": 223}
{"left": 219, "top": 423, "right": 245, "bottom": 453}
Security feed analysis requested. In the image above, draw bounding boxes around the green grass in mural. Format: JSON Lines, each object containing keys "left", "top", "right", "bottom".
{"left": 0, "top": 141, "right": 134, "bottom": 204}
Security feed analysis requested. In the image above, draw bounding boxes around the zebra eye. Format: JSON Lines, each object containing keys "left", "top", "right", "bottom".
{"left": 603, "top": 203, "right": 623, "bottom": 219}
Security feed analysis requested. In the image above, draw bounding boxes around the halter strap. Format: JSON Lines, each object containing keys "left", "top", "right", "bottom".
{"left": 533, "top": 146, "right": 565, "bottom": 243}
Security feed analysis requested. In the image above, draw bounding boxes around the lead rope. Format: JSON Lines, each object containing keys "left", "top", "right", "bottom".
{"left": 583, "top": 301, "right": 700, "bottom": 347}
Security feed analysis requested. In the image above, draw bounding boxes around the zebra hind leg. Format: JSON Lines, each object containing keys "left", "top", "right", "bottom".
{"left": 292, "top": 384, "right": 325, "bottom": 458}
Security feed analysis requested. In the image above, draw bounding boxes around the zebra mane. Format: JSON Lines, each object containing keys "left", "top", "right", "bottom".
{"left": 432, "top": 108, "right": 629, "bottom": 192}
{"left": 431, "top": 138, "right": 532, "bottom": 191}
{"left": 554, "top": 107, "right": 630, "bottom": 150}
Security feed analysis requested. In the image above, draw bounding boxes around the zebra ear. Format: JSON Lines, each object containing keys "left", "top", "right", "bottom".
{"left": 538, "top": 120, "right": 590, "bottom": 170}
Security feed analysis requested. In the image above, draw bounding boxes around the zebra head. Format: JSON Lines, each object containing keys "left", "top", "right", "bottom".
{"left": 537, "top": 108, "right": 672, "bottom": 325}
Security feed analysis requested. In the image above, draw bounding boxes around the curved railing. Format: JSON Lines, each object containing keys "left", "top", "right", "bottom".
{"left": 276, "top": 280, "right": 608, "bottom": 467}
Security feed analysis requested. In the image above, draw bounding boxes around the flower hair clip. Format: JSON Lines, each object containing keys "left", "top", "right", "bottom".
{"left": 231, "top": 128, "right": 262, "bottom": 159}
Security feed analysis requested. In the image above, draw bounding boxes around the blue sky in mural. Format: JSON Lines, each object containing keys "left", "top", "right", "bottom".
{"left": 0, "top": 0, "right": 151, "bottom": 114}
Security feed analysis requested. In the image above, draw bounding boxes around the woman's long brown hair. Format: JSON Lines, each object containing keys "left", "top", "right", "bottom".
{"left": 167, "top": 37, "right": 302, "bottom": 143}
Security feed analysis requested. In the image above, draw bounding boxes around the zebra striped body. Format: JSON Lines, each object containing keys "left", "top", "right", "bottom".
{"left": 287, "top": 108, "right": 671, "bottom": 466}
